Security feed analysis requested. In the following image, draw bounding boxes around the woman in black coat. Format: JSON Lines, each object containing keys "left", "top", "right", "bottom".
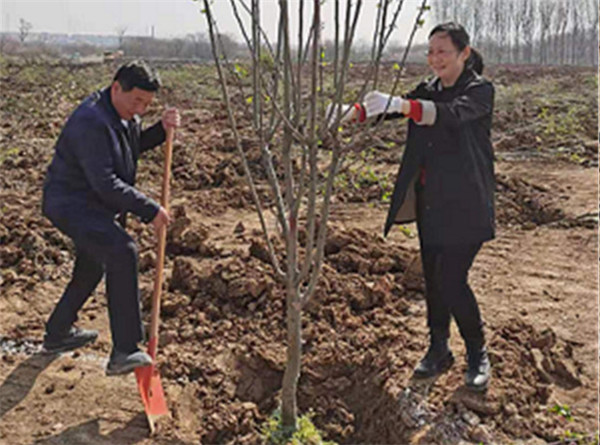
{"left": 364, "top": 23, "right": 495, "bottom": 391}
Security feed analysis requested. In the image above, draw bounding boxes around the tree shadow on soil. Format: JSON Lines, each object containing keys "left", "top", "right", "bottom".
{"left": 0, "top": 352, "right": 58, "bottom": 420}
{"left": 32, "top": 413, "right": 193, "bottom": 445}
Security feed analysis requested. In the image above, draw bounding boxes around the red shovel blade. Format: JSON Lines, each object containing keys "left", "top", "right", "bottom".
{"left": 135, "top": 337, "right": 168, "bottom": 433}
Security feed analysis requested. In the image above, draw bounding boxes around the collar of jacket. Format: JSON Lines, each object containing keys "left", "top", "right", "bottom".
{"left": 424, "top": 67, "right": 476, "bottom": 93}
{"left": 99, "top": 87, "right": 136, "bottom": 131}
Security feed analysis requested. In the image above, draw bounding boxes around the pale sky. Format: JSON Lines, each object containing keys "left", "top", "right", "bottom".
{"left": 0, "top": 0, "right": 432, "bottom": 45}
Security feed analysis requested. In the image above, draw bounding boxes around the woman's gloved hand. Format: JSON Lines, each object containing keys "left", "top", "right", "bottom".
{"left": 325, "top": 103, "right": 355, "bottom": 128}
{"left": 364, "top": 91, "right": 409, "bottom": 117}
{"left": 325, "top": 103, "right": 366, "bottom": 128}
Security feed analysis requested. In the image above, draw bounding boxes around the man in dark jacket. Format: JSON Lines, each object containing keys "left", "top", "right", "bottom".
{"left": 42, "top": 61, "right": 180, "bottom": 376}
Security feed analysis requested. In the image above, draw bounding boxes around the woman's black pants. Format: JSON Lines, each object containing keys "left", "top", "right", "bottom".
{"left": 419, "top": 240, "right": 485, "bottom": 345}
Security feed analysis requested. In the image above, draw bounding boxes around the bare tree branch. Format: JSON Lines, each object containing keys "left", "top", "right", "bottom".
{"left": 238, "top": 0, "right": 276, "bottom": 60}
{"left": 301, "top": 146, "right": 341, "bottom": 304}
{"left": 229, "top": 0, "right": 253, "bottom": 56}
{"left": 373, "top": 0, "right": 390, "bottom": 90}
{"left": 203, "top": 0, "right": 285, "bottom": 280}
{"left": 370, "top": 0, "right": 429, "bottom": 134}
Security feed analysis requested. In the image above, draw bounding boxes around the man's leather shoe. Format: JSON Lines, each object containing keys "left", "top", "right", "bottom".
{"left": 105, "top": 349, "right": 152, "bottom": 376}
{"left": 43, "top": 326, "right": 98, "bottom": 354}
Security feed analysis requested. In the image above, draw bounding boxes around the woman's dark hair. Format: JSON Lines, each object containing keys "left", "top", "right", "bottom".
{"left": 113, "top": 60, "right": 161, "bottom": 92}
{"left": 429, "top": 22, "right": 484, "bottom": 75}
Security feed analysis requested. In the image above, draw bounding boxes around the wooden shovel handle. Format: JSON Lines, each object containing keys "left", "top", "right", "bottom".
{"left": 148, "top": 127, "right": 174, "bottom": 357}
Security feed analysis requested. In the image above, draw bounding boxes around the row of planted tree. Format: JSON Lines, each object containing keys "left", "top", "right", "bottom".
{"left": 432, "top": 0, "right": 598, "bottom": 67}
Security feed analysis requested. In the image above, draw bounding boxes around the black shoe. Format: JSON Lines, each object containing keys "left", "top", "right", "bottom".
{"left": 43, "top": 326, "right": 98, "bottom": 354}
{"left": 105, "top": 348, "right": 152, "bottom": 376}
{"left": 413, "top": 334, "right": 454, "bottom": 378}
{"left": 465, "top": 345, "right": 491, "bottom": 391}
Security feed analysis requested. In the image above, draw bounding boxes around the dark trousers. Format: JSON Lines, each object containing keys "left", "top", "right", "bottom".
{"left": 419, "top": 240, "right": 484, "bottom": 344}
{"left": 45, "top": 209, "right": 143, "bottom": 353}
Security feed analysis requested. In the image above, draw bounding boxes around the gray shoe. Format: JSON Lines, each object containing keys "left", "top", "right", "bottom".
{"left": 43, "top": 327, "right": 98, "bottom": 354}
{"left": 105, "top": 349, "right": 152, "bottom": 376}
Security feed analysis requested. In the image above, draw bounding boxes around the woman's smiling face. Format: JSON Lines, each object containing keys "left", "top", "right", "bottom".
{"left": 427, "top": 31, "right": 470, "bottom": 87}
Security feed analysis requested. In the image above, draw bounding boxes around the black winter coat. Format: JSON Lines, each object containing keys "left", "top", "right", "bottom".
{"left": 42, "top": 88, "right": 166, "bottom": 225}
{"left": 383, "top": 68, "right": 495, "bottom": 246}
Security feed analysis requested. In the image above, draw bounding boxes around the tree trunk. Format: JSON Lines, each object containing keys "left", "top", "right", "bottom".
{"left": 281, "top": 285, "right": 302, "bottom": 429}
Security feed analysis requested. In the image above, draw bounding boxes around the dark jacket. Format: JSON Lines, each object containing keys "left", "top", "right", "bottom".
{"left": 42, "top": 88, "right": 166, "bottom": 225}
{"left": 383, "top": 68, "right": 495, "bottom": 246}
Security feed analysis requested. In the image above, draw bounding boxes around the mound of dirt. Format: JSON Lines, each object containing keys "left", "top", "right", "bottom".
{"left": 296, "top": 315, "right": 583, "bottom": 444}
{"left": 131, "top": 224, "right": 586, "bottom": 443}
{"left": 0, "top": 198, "right": 71, "bottom": 287}
{"left": 495, "top": 173, "right": 565, "bottom": 228}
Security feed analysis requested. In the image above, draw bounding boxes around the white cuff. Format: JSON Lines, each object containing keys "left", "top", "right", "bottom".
{"left": 416, "top": 100, "right": 437, "bottom": 126}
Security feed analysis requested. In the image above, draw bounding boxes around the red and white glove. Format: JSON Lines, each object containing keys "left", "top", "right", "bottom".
{"left": 325, "top": 102, "right": 366, "bottom": 128}
{"left": 364, "top": 91, "right": 409, "bottom": 118}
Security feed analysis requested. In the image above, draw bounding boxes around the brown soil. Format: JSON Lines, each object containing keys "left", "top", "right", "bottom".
{"left": 0, "top": 61, "right": 597, "bottom": 444}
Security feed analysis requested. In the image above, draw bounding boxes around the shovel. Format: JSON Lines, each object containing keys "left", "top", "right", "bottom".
{"left": 135, "top": 127, "right": 174, "bottom": 434}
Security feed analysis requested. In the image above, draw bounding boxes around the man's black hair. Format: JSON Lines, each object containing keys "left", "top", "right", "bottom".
{"left": 113, "top": 60, "right": 161, "bottom": 92}
{"left": 429, "top": 22, "right": 484, "bottom": 75}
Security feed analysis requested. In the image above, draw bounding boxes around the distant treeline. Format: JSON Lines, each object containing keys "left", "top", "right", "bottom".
{"left": 432, "top": 0, "right": 598, "bottom": 66}
{"left": 1, "top": 0, "right": 597, "bottom": 67}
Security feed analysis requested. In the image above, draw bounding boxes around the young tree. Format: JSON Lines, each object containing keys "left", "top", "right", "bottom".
{"left": 172, "top": 38, "right": 186, "bottom": 58}
{"left": 521, "top": 0, "right": 535, "bottom": 63}
{"left": 18, "top": 18, "right": 32, "bottom": 44}
{"left": 479, "top": 1, "right": 494, "bottom": 63}
{"left": 187, "top": 33, "right": 212, "bottom": 59}
{"left": 469, "top": 3, "right": 484, "bottom": 49}
{"left": 490, "top": 0, "right": 502, "bottom": 63}
{"left": 115, "top": 25, "right": 127, "bottom": 50}
{"left": 585, "top": 0, "right": 598, "bottom": 66}
{"left": 502, "top": 0, "right": 515, "bottom": 63}
{"left": 512, "top": 0, "right": 525, "bottom": 63}
{"left": 569, "top": 0, "right": 580, "bottom": 65}
{"left": 433, "top": 0, "right": 451, "bottom": 24}
{"left": 202, "top": 0, "right": 428, "bottom": 432}
{"left": 555, "top": 0, "right": 569, "bottom": 64}
{"left": 538, "top": 0, "right": 556, "bottom": 64}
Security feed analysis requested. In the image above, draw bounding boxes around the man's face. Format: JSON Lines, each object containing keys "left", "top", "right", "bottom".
{"left": 111, "top": 81, "right": 155, "bottom": 120}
